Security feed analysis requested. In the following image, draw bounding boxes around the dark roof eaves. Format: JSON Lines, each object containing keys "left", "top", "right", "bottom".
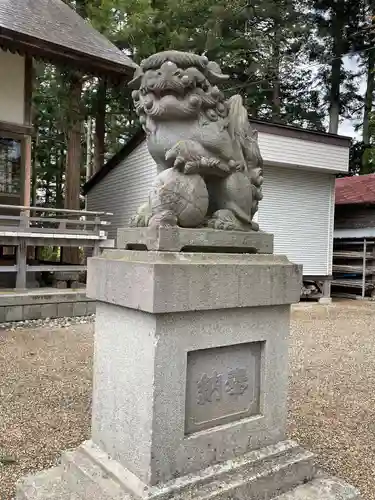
{"left": 335, "top": 200, "right": 375, "bottom": 207}
{"left": 83, "top": 130, "right": 145, "bottom": 195}
{"left": 0, "top": 29, "right": 135, "bottom": 77}
{"left": 251, "top": 119, "right": 352, "bottom": 147}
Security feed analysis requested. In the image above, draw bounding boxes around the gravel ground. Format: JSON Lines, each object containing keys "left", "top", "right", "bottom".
{"left": 0, "top": 301, "right": 374, "bottom": 499}
{"left": 0, "top": 319, "right": 93, "bottom": 500}
{"left": 289, "top": 301, "right": 375, "bottom": 499}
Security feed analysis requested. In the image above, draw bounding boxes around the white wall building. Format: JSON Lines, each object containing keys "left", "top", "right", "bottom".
{"left": 0, "top": 49, "right": 25, "bottom": 126}
{"left": 84, "top": 121, "right": 350, "bottom": 299}
{"left": 0, "top": 48, "right": 28, "bottom": 207}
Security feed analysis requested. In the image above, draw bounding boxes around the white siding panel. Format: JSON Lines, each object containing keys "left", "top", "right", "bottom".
{"left": 258, "top": 132, "right": 349, "bottom": 174}
{"left": 327, "top": 176, "right": 335, "bottom": 275}
{"left": 258, "top": 166, "right": 334, "bottom": 276}
{"left": 87, "top": 142, "right": 157, "bottom": 240}
{"left": 0, "top": 50, "right": 25, "bottom": 125}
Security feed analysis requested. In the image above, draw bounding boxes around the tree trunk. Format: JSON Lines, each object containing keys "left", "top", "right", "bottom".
{"left": 272, "top": 76, "right": 281, "bottom": 121}
{"left": 63, "top": 73, "right": 83, "bottom": 265}
{"left": 271, "top": 23, "right": 281, "bottom": 122}
{"left": 45, "top": 179, "right": 51, "bottom": 206}
{"left": 328, "top": 57, "right": 341, "bottom": 134}
{"left": 363, "top": 49, "right": 375, "bottom": 146}
{"left": 29, "top": 136, "right": 38, "bottom": 262}
{"left": 86, "top": 117, "right": 93, "bottom": 181}
{"left": 93, "top": 78, "right": 107, "bottom": 174}
{"left": 56, "top": 146, "right": 64, "bottom": 209}
{"left": 328, "top": 21, "right": 343, "bottom": 134}
{"left": 31, "top": 133, "right": 38, "bottom": 207}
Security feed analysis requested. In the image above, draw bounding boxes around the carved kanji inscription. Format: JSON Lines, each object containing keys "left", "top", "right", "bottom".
{"left": 197, "top": 372, "right": 222, "bottom": 404}
{"left": 185, "top": 342, "right": 262, "bottom": 434}
{"left": 225, "top": 368, "right": 249, "bottom": 396}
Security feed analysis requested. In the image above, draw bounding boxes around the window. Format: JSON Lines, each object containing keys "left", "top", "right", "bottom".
{"left": 0, "top": 137, "right": 21, "bottom": 193}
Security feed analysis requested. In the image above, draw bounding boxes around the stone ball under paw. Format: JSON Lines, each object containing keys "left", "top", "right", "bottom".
{"left": 149, "top": 168, "right": 209, "bottom": 227}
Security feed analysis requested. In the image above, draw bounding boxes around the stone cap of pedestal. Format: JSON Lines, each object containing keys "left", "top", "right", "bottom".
{"left": 87, "top": 250, "right": 302, "bottom": 313}
{"left": 117, "top": 226, "right": 274, "bottom": 253}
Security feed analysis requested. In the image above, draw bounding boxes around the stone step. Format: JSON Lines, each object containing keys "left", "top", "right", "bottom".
{"left": 58, "top": 440, "right": 315, "bottom": 500}
{"left": 16, "top": 466, "right": 82, "bottom": 500}
{"left": 170, "top": 448, "right": 315, "bottom": 500}
{"left": 15, "top": 456, "right": 361, "bottom": 500}
{"left": 145, "top": 440, "right": 314, "bottom": 500}
{"left": 55, "top": 440, "right": 316, "bottom": 500}
{"left": 274, "top": 476, "right": 361, "bottom": 500}
{"left": 61, "top": 448, "right": 130, "bottom": 500}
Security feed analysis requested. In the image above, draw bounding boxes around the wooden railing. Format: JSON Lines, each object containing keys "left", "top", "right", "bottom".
{"left": 0, "top": 204, "right": 112, "bottom": 236}
{"left": 0, "top": 204, "right": 113, "bottom": 289}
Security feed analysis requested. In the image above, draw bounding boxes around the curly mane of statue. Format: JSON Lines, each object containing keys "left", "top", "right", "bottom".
{"left": 129, "top": 50, "right": 263, "bottom": 231}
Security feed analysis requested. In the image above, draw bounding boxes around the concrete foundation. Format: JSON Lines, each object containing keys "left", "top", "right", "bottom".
{"left": 0, "top": 289, "right": 96, "bottom": 322}
{"left": 319, "top": 279, "right": 332, "bottom": 304}
{"left": 16, "top": 236, "right": 361, "bottom": 499}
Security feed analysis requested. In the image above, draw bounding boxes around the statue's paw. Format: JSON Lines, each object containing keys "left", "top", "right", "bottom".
{"left": 206, "top": 157, "right": 230, "bottom": 174}
{"left": 149, "top": 210, "right": 178, "bottom": 229}
{"left": 229, "top": 160, "right": 245, "bottom": 172}
{"left": 173, "top": 155, "right": 186, "bottom": 171}
{"left": 129, "top": 214, "right": 147, "bottom": 227}
{"left": 205, "top": 209, "right": 251, "bottom": 232}
{"left": 184, "top": 157, "right": 229, "bottom": 177}
{"left": 205, "top": 209, "right": 238, "bottom": 231}
{"left": 129, "top": 202, "right": 152, "bottom": 227}
{"left": 206, "top": 218, "right": 237, "bottom": 231}
{"left": 166, "top": 141, "right": 196, "bottom": 171}
{"left": 183, "top": 161, "right": 201, "bottom": 175}
{"left": 251, "top": 221, "right": 259, "bottom": 231}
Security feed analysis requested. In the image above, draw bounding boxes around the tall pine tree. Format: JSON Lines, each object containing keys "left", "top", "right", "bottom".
{"left": 309, "top": 0, "right": 364, "bottom": 133}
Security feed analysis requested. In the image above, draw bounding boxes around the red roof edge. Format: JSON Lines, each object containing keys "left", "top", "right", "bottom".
{"left": 335, "top": 174, "right": 375, "bottom": 206}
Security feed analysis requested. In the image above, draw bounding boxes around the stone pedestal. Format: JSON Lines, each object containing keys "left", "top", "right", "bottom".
{"left": 16, "top": 231, "right": 361, "bottom": 500}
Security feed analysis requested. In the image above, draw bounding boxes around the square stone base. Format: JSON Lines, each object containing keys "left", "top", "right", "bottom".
{"left": 116, "top": 226, "right": 274, "bottom": 253}
{"left": 16, "top": 250, "right": 361, "bottom": 500}
{"left": 16, "top": 440, "right": 361, "bottom": 500}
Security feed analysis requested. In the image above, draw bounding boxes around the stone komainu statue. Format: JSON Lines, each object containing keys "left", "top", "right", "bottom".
{"left": 129, "top": 51, "right": 263, "bottom": 231}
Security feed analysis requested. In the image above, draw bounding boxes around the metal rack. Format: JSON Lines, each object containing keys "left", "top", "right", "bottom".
{"left": 332, "top": 237, "right": 375, "bottom": 299}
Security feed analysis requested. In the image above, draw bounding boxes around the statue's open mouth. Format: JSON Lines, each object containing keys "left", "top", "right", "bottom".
{"left": 158, "top": 89, "right": 179, "bottom": 98}
{"left": 153, "top": 86, "right": 186, "bottom": 99}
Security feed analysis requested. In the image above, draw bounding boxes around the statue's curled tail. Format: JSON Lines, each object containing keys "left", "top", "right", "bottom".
{"left": 207, "top": 95, "right": 263, "bottom": 231}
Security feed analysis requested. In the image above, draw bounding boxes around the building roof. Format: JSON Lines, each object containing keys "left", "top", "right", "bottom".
{"left": 0, "top": 0, "right": 136, "bottom": 77}
{"left": 83, "top": 130, "right": 145, "bottom": 195}
{"left": 335, "top": 173, "right": 375, "bottom": 206}
{"left": 83, "top": 122, "right": 351, "bottom": 195}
